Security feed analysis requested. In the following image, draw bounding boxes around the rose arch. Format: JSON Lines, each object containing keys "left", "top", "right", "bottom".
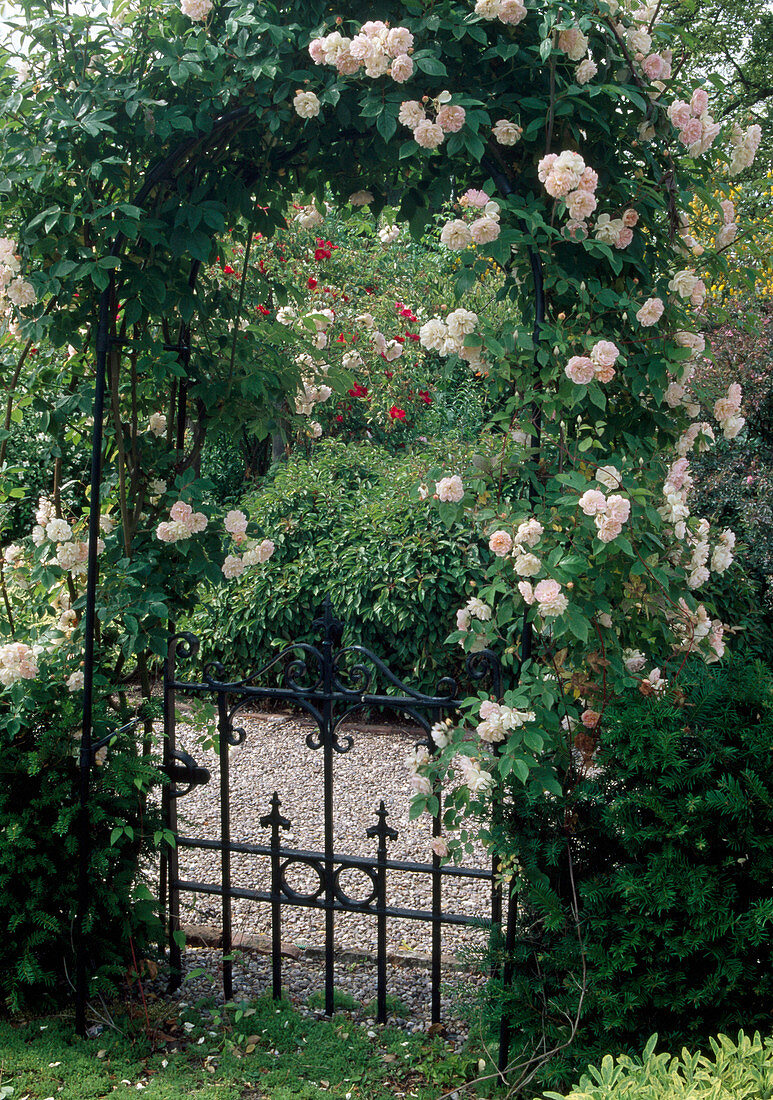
{"left": 0, "top": 0, "right": 762, "bottom": 1064}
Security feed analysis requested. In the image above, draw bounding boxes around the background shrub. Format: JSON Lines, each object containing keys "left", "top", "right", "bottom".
{"left": 490, "top": 657, "right": 773, "bottom": 1092}
{"left": 188, "top": 439, "right": 489, "bottom": 692}
{"left": 0, "top": 680, "right": 161, "bottom": 1012}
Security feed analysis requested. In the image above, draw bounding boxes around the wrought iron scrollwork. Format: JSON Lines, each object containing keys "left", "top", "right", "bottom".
{"left": 164, "top": 747, "right": 211, "bottom": 797}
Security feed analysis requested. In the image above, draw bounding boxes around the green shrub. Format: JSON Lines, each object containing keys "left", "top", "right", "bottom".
{"left": 543, "top": 1031, "right": 773, "bottom": 1099}
{"left": 491, "top": 657, "right": 773, "bottom": 1091}
{"left": 188, "top": 439, "right": 487, "bottom": 691}
{"left": 0, "top": 677, "right": 161, "bottom": 1011}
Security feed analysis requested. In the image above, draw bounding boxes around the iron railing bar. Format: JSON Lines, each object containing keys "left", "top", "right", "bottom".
{"left": 175, "top": 835, "right": 493, "bottom": 879}
{"left": 173, "top": 879, "right": 493, "bottom": 926}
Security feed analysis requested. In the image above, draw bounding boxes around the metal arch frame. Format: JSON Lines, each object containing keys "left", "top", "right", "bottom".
{"left": 162, "top": 595, "right": 512, "bottom": 1043}
{"left": 74, "top": 105, "right": 270, "bottom": 1036}
{"left": 72, "top": 112, "right": 548, "bottom": 1087}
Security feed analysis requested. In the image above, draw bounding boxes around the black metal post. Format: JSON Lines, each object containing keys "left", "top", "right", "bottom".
{"left": 218, "top": 688, "right": 233, "bottom": 1001}
{"left": 74, "top": 278, "right": 113, "bottom": 1037}
{"left": 261, "top": 792, "right": 290, "bottom": 1001}
{"left": 367, "top": 801, "right": 397, "bottom": 1024}
{"left": 163, "top": 639, "right": 183, "bottom": 989}
{"left": 321, "top": 602, "right": 336, "bottom": 1017}
{"left": 497, "top": 886, "right": 518, "bottom": 1077}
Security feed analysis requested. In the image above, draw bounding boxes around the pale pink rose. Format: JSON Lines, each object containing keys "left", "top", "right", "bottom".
{"left": 667, "top": 100, "right": 691, "bottom": 129}
{"left": 385, "top": 26, "right": 414, "bottom": 55}
{"left": 456, "top": 608, "right": 471, "bottom": 631}
{"left": 180, "top": 0, "right": 212, "bottom": 20}
{"left": 414, "top": 119, "right": 445, "bottom": 148}
{"left": 436, "top": 475, "right": 464, "bottom": 503}
{"left": 518, "top": 581, "right": 535, "bottom": 604}
{"left": 622, "top": 208, "right": 639, "bottom": 227}
{"left": 565, "top": 355, "right": 595, "bottom": 384}
{"left": 590, "top": 340, "right": 620, "bottom": 369}
{"left": 690, "top": 280, "right": 706, "bottom": 308}
{"left": 636, "top": 297, "right": 664, "bottom": 326}
{"left": 437, "top": 104, "right": 466, "bottom": 132}
{"left": 605, "top": 495, "right": 631, "bottom": 524}
{"left": 578, "top": 489, "right": 607, "bottom": 516}
{"left": 188, "top": 511, "right": 208, "bottom": 534}
{"left": 641, "top": 52, "right": 667, "bottom": 80}
{"left": 565, "top": 188, "right": 597, "bottom": 220}
{"left": 581, "top": 709, "right": 601, "bottom": 729}
{"left": 293, "top": 91, "right": 321, "bottom": 119}
{"left": 577, "top": 167, "right": 598, "bottom": 192}
{"left": 308, "top": 38, "right": 326, "bottom": 64}
{"left": 349, "top": 190, "right": 374, "bottom": 206}
{"left": 679, "top": 117, "right": 703, "bottom": 146}
{"left": 537, "top": 154, "right": 558, "bottom": 182}
{"left": 430, "top": 836, "right": 449, "bottom": 857}
{"left": 514, "top": 552, "right": 541, "bottom": 577}
{"left": 498, "top": 0, "right": 527, "bottom": 23}
{"left": 460, "top": 189, "right": 490, "bottom": 209}
{"left": 222, "top": 554, "right": 245, "bottom": 580}
{"left": 557, "top": 26, "right": 588, "bottom": 61}
{"left": 690, "top": 88, "right": 709, "bottom": 116}
{"left": 390, "top": 54, "right": 414, "bottom": 83}
{"left": 399, "top": 100, "right": 425, "bottom": 128}
{"left": 594, "top": 515, "right": 623, "bottom": 542}
{"left": 594, "top": 362, "right": 616, "bottom": 383}
{"left": 440, "top": 219, "right": 473, "bottom": 250}
{"left": 533, "top": 579, "right": 560, "bottom": 604}
{"left": 492, "top": 120, "right": 522, "bottom": 145}
{"left": 576, "top": 58, "right": 597, "bottom": 84}
{"left": 489, "top": 530, "right": 513, "bottom": 557}
{"left": 169, "top": 501, "right": 193, "bottom": 524}
{"left": 615, "top": 226, "right": 634, "bottom": 249}
{"left": 596, "top": 466, "right": 622, "bottom": 490}
{"left": 470, "top": 215, "right": 501, "bottom": 244}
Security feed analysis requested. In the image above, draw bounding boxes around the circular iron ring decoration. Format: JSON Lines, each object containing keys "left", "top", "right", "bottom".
{"left": 279, "top": 856, "right": 326, "bottom": 903}
{"left": 333, "top": 864, "right": 378, "bottom": 909}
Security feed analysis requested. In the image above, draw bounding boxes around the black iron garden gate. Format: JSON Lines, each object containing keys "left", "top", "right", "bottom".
{"left": 162, "top": 597, "right": 516, "bottom": 1065}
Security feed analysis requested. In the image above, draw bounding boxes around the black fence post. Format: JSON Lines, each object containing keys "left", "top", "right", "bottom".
{"left": 261, "top": 792, "right": 290, "bottom": 1001}
{"left": 366, "top": 801, "right": 397, "bottom": 1024}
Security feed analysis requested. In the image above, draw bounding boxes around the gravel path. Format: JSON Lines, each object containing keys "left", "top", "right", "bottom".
{"left": 170, "top": 712, "right": 494, "bottom": 959}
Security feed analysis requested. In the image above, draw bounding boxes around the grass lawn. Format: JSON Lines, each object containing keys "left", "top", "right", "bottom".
{"left": 0, "top": 994, "right": 503, "bottom": 1099}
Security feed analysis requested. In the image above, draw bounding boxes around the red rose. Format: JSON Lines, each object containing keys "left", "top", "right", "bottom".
{"left": 307, "top": 277, "right": 318, "bottom": 289}
{"left": 223, "top": 264, "right": 235, "bottom": 274}
{"left": 389, "top": 406, "right": 407, "bottom": 420}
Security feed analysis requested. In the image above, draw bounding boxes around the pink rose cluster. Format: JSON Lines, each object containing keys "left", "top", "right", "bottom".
{"left": 538, "top": 151, "right": 603, "bottom": 237}
{"left": 310, "top": 22, "right": 415, "bottom": 83}
{"left": 593, "top": 208, "right": 638, "bottom": 250}
{"left": 398, "top": 95, "right": 466, "bottom": 150}
{"left": 578, "top": 487, "right": 631, "bottom": 543}
{"left": 221, "top": 537, "right": 275, "bottom": 580}
{"left": 667, "top": 90, "right": 720, "bottom": 158}
{"left": 668, "top": 268, "right": 706, "bottom": 309}
{"left": 473, "top": 0, "right": 527, "bottom": 26}
{"left": 156, "top": 501, "right": 208, "bottom": 543}
{"left": 476, "top": 699, "right": 536, "bottom": 744}
{"left": 713, "top": 382, "right": 745, "bottom": 440}
{"left": 565, "top": 340, "right": 621, "bottom": 385}
{"left": 715, "top": 199, "right": 738, "bottom": 250}
{"left": 729, "top": 122, "right": 762, "bottom": 177}
{"left": 439, "top": 191, "right": 501, "bottom": 250}
{"left": 0, "top": 641, "right": 38, "bottom": 687}
{"left": 0, "top": 235, "right": 35, "bottom": 311}
{"left": 518, "top": 578, "right": 569, "bottom": 618}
